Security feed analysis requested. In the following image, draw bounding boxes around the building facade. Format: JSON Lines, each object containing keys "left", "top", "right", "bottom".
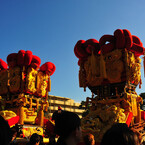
{"left": 47, "top": 95, "right": 85, "bottom": 118}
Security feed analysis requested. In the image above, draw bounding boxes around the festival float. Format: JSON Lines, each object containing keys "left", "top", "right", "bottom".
{"left": 74, "top": 29, "right": 145, "bottom": 142}
{"left": 0, "top": 50, "right": 55, "bottom": 138}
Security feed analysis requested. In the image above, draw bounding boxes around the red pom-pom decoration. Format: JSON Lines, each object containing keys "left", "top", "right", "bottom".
{"left": 0, "top": 59, "right": 8, "bottom": 70}
{"left": 114, "top": 29, "right": 125, "bottom": 49}
{"left": 74, "top": 45, "right": 83, "bottom": 58}
{"left": 124, "top": 36, "right": 133, "bottom": 50}
{"left": 24, "top": 50, "right": 33, "bottom": 66}
{"left": 74, "top": 29, "right": 145, "bottom": 62}
{"left": 84, "top": 39, "right": 99, "bottom": 48}
{"left": 123, "top": 29, "right": 133, "bottom": 49}
{"left": 31, "top": 55, "right": 41, "bottom": 69}
{"left": 101, "top": 43, "right": 115, "bottom": 54}
{"left": 129, "top": 43, "right": 145, "bottom": 57}
{"left": 7, "top": 53, "right": 18, "bottom": 68}
{"left": 84, "top": 39, "right": 100, "bottom": 54}
{"left": 17, "top": 50, "right": 25, "bottom": 66}
{"left": 99, "top": 35, "right": 115, "bottom": 46}
{"left": 86, "top": 45, "right": 96, "bottom": 54}
{"left": 74, "top": 40, "right": 88, "bottom": 58}
{"left": 132, "top": 35, "right": 143, "bottom": 47}
{"left": 40, "top": 62, "right": 56, "bottom": 76}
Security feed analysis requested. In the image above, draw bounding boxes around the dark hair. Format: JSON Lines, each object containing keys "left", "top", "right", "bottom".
{"left": 101, "top": 123, "right": 139, "bottom": 145}
{"left": 39, "top": 135, "right": 44, "bottom": 145}
{"left": 10, "top": 126, "right": 18, "bottom": 136}
{"left": 30, "top": 133, "right": 41, "bottom": 145}
{"left": 0, "top": 115, "right": 12, "bottom": 145}
{"left": 83, "top": 133, "right": 95, "bottom": 145}
{"left": 53, "top": 111, "right": 81, "bottom": 138}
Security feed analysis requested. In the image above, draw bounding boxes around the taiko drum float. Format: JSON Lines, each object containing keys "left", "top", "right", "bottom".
{"left": 74, "top": 29, "right": 145, "bottom": 143}
{"left": 0, "top": 50, "right": 56, "bottom": 138}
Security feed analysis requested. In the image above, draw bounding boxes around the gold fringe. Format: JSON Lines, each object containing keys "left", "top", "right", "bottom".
{"left": 100, "top": 53, "right": 107, "bottom": 78}
{"left": 47, "top": 76, "right": 51, "bottom": 92}
{"left": 139, "top": 78, "right": 142, "bottom": 89}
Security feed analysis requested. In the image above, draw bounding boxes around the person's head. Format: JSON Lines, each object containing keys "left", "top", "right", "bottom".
{"left": 30, "top": 133, "right": 41, "bottom": 145}
{"left": 53, "top": 111, "right": 82, "bottom": 142}
{"left": 49, "top": 135, "right": 56, "bottom": 143}
{"left": 101, "top": 123, "right": 140, "bottom": 145}
{"left": 83, "top": 133, "right": 95, "bottom": 145}
{"left": 0, "top": 115, "right": 12, "bottom": 145}
{"left": 39, "top": 135, "right": 44, "bottom": 145}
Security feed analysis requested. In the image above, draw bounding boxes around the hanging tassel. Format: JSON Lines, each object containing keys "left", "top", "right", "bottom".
{"left": 125, "top": 49, "right": 129, "bottom": 81}
{"left": 100, "top": 53, "right": 107, "bottom": 78}
{"left": 47, "top": 76, "right": 51, "bottom": 92}
{"left": 90, "top": 51, "right": 98, "bottom": 75}
{"left": 139, "top": 78, "right": 142, "bottom": 89}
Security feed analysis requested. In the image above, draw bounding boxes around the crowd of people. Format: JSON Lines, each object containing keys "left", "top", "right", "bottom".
{"left": 0, "top": 110, "right": 144, "bottom": 145}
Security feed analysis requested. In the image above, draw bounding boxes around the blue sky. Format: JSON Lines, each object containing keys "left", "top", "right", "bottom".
{"left": 0, "top": 0, "right": 145, "bottom": 102}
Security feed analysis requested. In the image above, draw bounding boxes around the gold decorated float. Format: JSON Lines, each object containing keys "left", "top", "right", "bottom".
{"left": 74, "top": 29, "right": 145, "bottom": 142}
{"left": 0, "top": 50, "right": 55, "bottom": 137}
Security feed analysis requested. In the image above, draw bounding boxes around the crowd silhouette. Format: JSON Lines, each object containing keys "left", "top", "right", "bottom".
{"left": 0, "top": 111, "right": 144, "bottom": 145}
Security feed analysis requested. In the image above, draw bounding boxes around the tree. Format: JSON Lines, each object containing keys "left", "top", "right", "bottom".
{"left": 79, "top": 100, "right": 91, "bottom": 117}
{"left": 139, "top": 92, "right": 145, "bottom": 110}
{"left": 140, "top": 93, "right": 145, "bottom": 100}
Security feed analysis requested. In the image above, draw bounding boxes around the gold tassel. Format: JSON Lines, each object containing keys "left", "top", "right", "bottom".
{"left": 19, "top": 104, "right": 24, "bottom": 125}
{"left": 100, "top": 53, "right": 107, "bottom": 78}
{"left": 90, "top": 51, "right": 98, "bottom": 75}
{"left": 48, "top": 76, "right": 51, "bottom": 92}
{"left": 38, "top": 103, "right": 44, "bottom": 127}
{"left": 125, "top": 49, "right": 129, "bottom": 81}
{"left": 139, "top": 78, "right": 142, "bottom": 89}
{"left": 29, "top": 98, "right": 32, "bottom": 110}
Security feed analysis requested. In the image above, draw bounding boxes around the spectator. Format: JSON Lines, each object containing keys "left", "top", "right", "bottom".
{"left": 39, "top": 135, "right": 44, "bottom": 145}
{"left": 47, "top": 135, "right": 56, "bottom": 145}
{"left": 53, "top": 111, "right": 82, "bottom": 145}
{"left": 27, "top": 133, "right": 41, "bottom": 145}
{"left": 52, "top": 106, "right": 64, "bottom": 121}
{"left": 0, "top": 115, "right": 12, "bottom": 145}
{"left": 101, "top": 123, "right": 140, "bottom": 145}
{"left": 83, "top": 133, "right": 95, "bottom": 145}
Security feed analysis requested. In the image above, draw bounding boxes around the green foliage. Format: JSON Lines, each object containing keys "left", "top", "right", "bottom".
{"left": 140, "top": 92, "right": 145, "bottom": 99}
{"left": 79, "top": 100, "right": 91, "bottom": 110}
{"left": 79, "top": 100, "right": 91, "bottom": 117}
{"left": 82, "top": 109, "right": 89, "bottom": 117}
{"left": 139, "top": 92, "right": 145, "bottom": 110}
